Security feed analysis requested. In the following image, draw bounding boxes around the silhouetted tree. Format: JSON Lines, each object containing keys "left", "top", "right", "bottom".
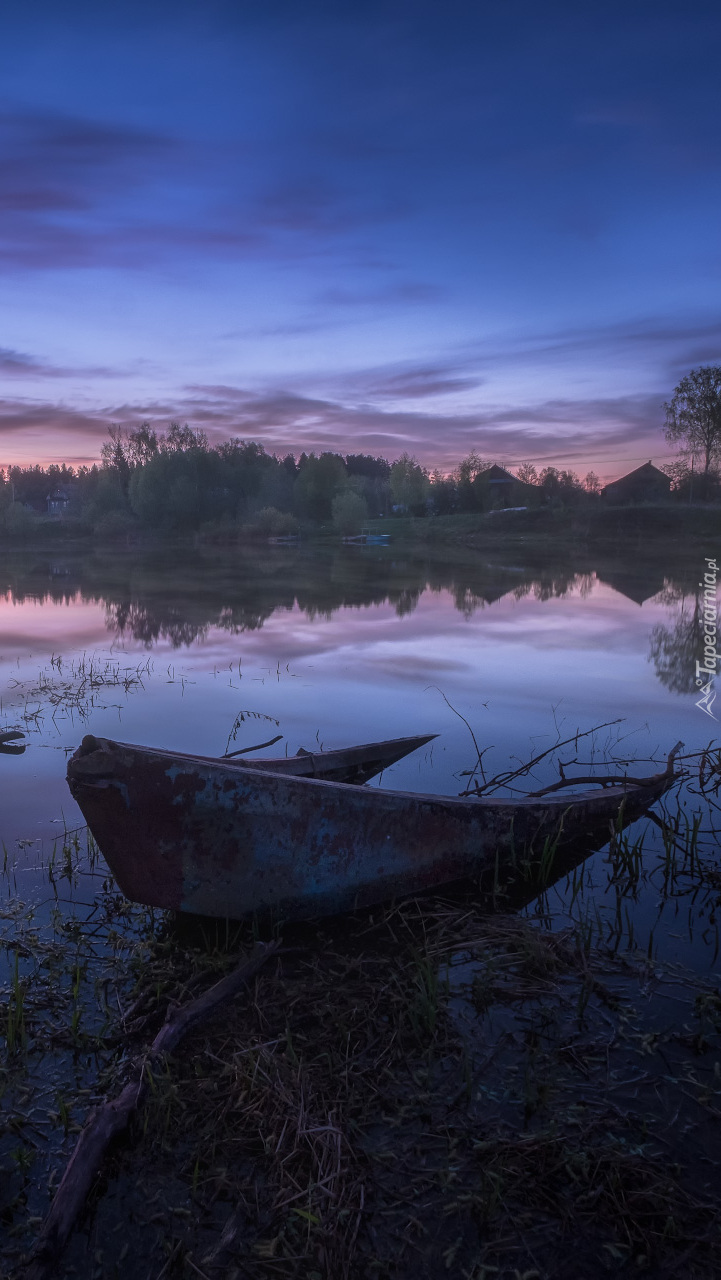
{"left": 453, "top": 451, "right": 490, "bottom": 511}
{"left": 429, "top": 469, "right": 458, "bottom": 514}
{"left": 390, "top": 454, "right": 429, "bottom": 514}
{"left": 161, "top": 422, "right": 209, "bottom": 453}
{"left": 345, "top": 454, "right": 391, "bottom": 480}
{"left": 539, "top": 466, "right": 583, "bottom": 505}
{"left": 665, "top": 365, "right": 721, "bottom": 478}
{"left": 294, "top": 453, "right": 347, "bottom": 522}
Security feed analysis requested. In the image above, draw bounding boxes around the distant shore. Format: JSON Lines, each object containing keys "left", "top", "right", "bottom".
{"left": 0, "top": 502, "right": 718, "bottom": 555}
{"left": 360, "top": 503, "right": 721, "bottom": 552}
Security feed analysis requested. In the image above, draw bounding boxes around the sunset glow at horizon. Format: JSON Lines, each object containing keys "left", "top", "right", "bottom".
{"left": 2, "top": 1, "right": 719, "bottom": 483}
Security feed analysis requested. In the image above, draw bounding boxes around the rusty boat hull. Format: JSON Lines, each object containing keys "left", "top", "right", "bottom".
{"left": 105, "top": 733, "right": 438, "bottom": 787}
{"left": 67, "top": 737, "right": 673, "bottom": 922}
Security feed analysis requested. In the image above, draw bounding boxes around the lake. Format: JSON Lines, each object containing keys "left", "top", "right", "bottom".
{"left": 1, "top": 540, "right": 717, "bottom": 973}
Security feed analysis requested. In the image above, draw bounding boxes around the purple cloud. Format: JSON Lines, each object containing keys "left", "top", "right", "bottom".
{"left": 0, "top": 346, "right": 123, "bottom": 379}
{"left": 317, "top": 282, "right": 445, "bottom": 308}
{"left": 0, "top": 348, "right": 52, "bottom": 375}
{"left": 0, "top": 345, "right": 670, "bottom": 477}
{"left": 0, "top": 108, "right": 173, "bottom": 215}
{"left": 0, "top": 403, "right": 107, "bottom": 435}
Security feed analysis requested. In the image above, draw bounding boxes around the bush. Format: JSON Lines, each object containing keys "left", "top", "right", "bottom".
{"left": 93, "top": 510, "right": 138, "bottom": 540}
{"left": 3, "top": 502, "right": 38, "bottom": 537}
{"left": 252, "top": 507, "right": 300, "bottom": 536}
{"left": 332, "top": 489, "right": 368, "bottom": 535}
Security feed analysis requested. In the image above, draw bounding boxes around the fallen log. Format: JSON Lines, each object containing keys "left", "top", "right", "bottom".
{"left": 24, "top": 941, "right": 279, "bottom": 1280}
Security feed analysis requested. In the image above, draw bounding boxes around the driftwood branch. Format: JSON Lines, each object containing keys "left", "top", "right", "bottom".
{"left": 525, "top": 741, "right": 685, "bottom": 798}
{"left": 459, "top": 720, "right": 624, "bottom": 797}
{"left": 24, "top": 941, "right": 279, "bottom": 1280}
{"left": 223, "top": 734, "right": 283, "bottom": 758}
{"left": 426, "top": 685, "right": 490, "bottom": 787}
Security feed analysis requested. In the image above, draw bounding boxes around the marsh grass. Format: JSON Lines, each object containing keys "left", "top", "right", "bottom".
{"left": 4, "top": 952, "right": 27, "bottom": 1055}
{"left": 1, "top": 755, "right": 721, "bottom": 1278}
{"left": 1, "top": 651, "right": 152, "bottom": 733}
{"left": 1, "top": 888, "right": 715, "bottom": 1280}
{"left": 0, "top": 828, "right": 161, "bottom": 1260}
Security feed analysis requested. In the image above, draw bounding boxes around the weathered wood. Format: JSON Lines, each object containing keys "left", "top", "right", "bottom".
{"left": 223, "top": 733, "right": 283, "bottom": 758}
{"left": 67, "top": 735, "right": 676, "bottom": 923}
{"left": 71, "top": 731, "right": 436, "bottom": 783}
{"left": 24, "top": 942, "right": 279, "bottom": 1280}
{"left": 460, "top": 720, "right": 625, "bottom": 795}
{"left": 527, "top": 741, "right": 684, "bottom": 797}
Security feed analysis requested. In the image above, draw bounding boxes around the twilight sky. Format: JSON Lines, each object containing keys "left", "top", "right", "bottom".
{"left": 1, "top": 0, "right": 720, "bottom": 478}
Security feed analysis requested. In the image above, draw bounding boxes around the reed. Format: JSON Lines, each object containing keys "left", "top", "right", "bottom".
{"left": 4, "top": 951, "right": 27, "bottom": 1055}
{"left": 2, "top": 727, "right": 721, "bottom": 1277}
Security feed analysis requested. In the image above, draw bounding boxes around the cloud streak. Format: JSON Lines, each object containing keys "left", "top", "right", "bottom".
{"left": 0, "top": 107, "right": 173, "bottom": 212}
{"left": 0, "top": 1, "right": 717, "bottom": 474}
{"left": 0, "top": 380, "right": 669, "bottom": 477}
{"left": 0, "top": 346, "right": 123, "bottom": 379}
{"left": 0, "top": 99, "right": 408, "bottom": 272}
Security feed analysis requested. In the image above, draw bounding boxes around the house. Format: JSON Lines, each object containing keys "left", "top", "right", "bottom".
{"left": 601, "top": 462, "right": 671, "bottom": 505}
{"left": 595, "top": 565, "right": 667, "bottom": 605}
{"left": 46, "top": 484, "right": 77, "bottom": 517}
{"left": 472, "top": 464, "right": 537, "bottom": 510}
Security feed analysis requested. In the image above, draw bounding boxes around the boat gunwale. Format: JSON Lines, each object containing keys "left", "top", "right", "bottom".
{"left": 67, "top": 740, "right": 676, "bottom": 813}
{"left": 67, "top": 732, "right": 437, "bottom": 774}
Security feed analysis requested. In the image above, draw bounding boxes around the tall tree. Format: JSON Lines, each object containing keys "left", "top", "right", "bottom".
{"left": 389, "top": 454, "right": 429, "bottom": 514}
{"left": 665, "top": 365, "right": 721, "bottom": 477}
{"left": 539, "top": 466, "right": 561, "bottom": 492}
{"left": 160, "top": 422, "right": 209, "bottom": 453}
{"left": 515, "top": 462, "right": 538, "bottom": 485}
{"left": 294, "top": 452, "right": 347, "bottom": 521}
{"left": 125, "top": 422, "right": 159, "bottom": 467}
{"left": 454, "top": 451, "right": 491, "bottom": 512}
{"left": 454, "top": 450, "right": 490, "bottom": 485}
{"left": 100, "top": 426, "right": 132, "bottom": 490}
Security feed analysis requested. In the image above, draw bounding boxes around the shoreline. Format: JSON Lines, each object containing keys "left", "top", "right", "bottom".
{"left": 0, "top": 503, "right": 719, "bottom": 557}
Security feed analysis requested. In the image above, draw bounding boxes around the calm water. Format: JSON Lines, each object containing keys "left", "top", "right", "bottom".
{"left": 0, "top": 541, "right": 718, "bottom": 971}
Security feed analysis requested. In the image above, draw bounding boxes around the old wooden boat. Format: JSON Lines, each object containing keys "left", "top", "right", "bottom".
{"left": 67, "top": 734, "right": 675, "bottom": 922}
{"left": 80, "top": 732, "right": 436, "bottom": 787}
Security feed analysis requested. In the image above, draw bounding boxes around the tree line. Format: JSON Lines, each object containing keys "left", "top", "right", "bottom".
{"left": 0, "top": 427, "right": 607, "bottom": 539}
{"left": 2, "top": 364, "right": 719, "bottom": 537}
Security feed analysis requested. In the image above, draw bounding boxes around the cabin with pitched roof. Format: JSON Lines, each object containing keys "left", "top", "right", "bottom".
{"left": 601, "top": 462, "right": 671, "bottom": 505}
{"left": 472, "top": 464, "right": 538, "bottom": 510}
{"left": 599, "top": 458, "right": 671, "bottom": 501}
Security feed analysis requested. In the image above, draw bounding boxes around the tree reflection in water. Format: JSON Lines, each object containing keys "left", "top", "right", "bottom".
{"left": 648, "top": 586, "right": 704, "bottom": 695}
{"left": 0, "top": 546, "right": 703, "bottom": 670}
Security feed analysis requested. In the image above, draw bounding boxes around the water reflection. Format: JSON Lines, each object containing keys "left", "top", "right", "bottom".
{"left": 0, "top": 545, "right": 697, "bottom": 650}
{"left": 648, "top": 583, "right": 706, "bottom": 695}
{"left": 0, "top": 542, "right": 718, "bottom": 982}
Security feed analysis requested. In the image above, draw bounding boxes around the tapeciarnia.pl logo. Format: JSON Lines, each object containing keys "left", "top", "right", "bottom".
{"left": 696, "top": 556, "right": 718, "bottom": 720}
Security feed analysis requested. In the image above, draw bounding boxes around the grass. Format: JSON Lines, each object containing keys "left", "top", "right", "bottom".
{"left": 1, "top": 888, "right": 716, "bottom": 1279}
{"left": 1, "top": 750, "right": 721, "bottom": 1277}
{"left": 4, "top": 952, "right": 27, "bottom": 1056}
{"left": 362, "top": 504, "right": 721, "bottom": 552}
{"left": 2, "top": 652, "right": 152, "bottom": 734}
